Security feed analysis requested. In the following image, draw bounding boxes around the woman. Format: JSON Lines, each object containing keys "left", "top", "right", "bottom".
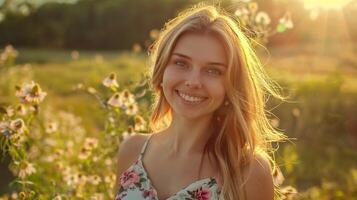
{"left": 115, "top": 3, "right": 286, "bottom": 200}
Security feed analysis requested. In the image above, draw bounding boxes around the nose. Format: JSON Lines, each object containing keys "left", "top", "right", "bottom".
{"left": 184, "top": 69, "right": 202, "bottom": 89}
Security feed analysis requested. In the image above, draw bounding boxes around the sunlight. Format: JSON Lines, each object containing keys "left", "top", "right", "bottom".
{"left": 302, "top": 0, "right": 353, "bottom": 10}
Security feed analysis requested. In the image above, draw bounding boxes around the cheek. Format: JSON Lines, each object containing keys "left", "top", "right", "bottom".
{"left": 206, "top": 79, "right": 226, "bottom": 102}
{"left": 162, "top": 67, "right": 179, "bottom": 98}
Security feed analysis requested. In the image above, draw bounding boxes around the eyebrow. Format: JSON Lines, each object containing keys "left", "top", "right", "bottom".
{"left": 172, "top": 53, "right": 227, "bottom": 68}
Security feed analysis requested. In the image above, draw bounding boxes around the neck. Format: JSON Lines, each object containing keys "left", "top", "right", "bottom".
{"left": 161, "top": 113, "right": 215, "bottom": 157}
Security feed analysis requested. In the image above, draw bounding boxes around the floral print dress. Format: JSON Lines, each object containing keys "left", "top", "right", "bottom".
{"left": 115, "top": 134, "right": 222, "bottom": 200}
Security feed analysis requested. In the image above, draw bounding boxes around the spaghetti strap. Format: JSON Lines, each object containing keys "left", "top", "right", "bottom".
{"left": 138, "top": 134, "right": 153, "bottom": 160}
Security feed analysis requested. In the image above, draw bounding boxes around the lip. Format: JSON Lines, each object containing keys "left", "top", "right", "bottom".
{"left": 175, "top": 89, "right": 208, "bottom": 105}
{"left": 175, "top": 89, "right": 207, "bottom": 98}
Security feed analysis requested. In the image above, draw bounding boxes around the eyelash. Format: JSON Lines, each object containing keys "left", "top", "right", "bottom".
{"left": 173, "top": 59, "right": 223, "bottom": 76}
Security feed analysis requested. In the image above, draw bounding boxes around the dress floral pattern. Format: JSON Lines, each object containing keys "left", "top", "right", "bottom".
{"left": 115, "top": 135, "right": 221, "bottom": 200}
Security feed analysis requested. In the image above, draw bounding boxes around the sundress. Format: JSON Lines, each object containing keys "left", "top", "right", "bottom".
{"left": 115, "top": 134, "right": 222, "bottom": 200}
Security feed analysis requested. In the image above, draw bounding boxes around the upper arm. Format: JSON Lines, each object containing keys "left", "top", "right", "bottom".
{"left": 243, "top": 154, "right": 274, "bottom": 200}
{"left": 115, "top": 134, "right": 147, "bottom": 193}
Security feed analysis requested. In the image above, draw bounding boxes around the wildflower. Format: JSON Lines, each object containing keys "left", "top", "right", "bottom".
{"left": 64, "top": 173, "right": 79, "bottom": 186}
{"left": 102, "top": 73, "right": 119, "bottom": 88}
{"left": 272, "top": 166, "right": 285, "bottom": 186}
{"left": 121, "top": 89, "right": 136, "bottom": 107}
{"left": 78, "top": 147, "right": 91, "bottom": 160}
{"left": 277, "top": 12, "right": 293, "bottom": 32}
{"left": 5, "top": 106, "right": 14, "bottom": 117}
{"left": 88, "top": 175, "right": 101, "bottom": 185}
{"left": 16, "top": 104, "right": 27, "bottom": 116}
{"left": 18, "top": 162, "right": 36, "bottom": 178}
{"left": 107, "top": 92, "right": 123, "bottom": 108}
{"left": 122, "top": 126, "right": 136, "bottom": 140}
{"left": 45, "top": 121, "right": 58, "bottom": 134}
{"left": 134, "top": 115, "right": 146, "bottom": 131}
{"left": 54, "top": 149, "right": 64, "bottom": 158}
{"left": 234, "top": 8, "right": 249, "bottom": 17}
{"left": 255, "top": 11, "right": 271, "bottom": 26}
{"left": 132, "top": 43, "right": 142, "bottom": 54}
{"left": 15, "top": 81, "right": 47, "bottom": 104}
{"left": 84, "top": 137, "right": 98, "bottom": 149}
{"left": 71, "top": 50, "right": 79, "bottom": 60}
{"left": 76, "top": 173, "right": 87, "bottom": 184}
{"left": 125, "top": 103, "right": 138, "bottom": 116}
{"left": 9, "top": 118, "right": 26, "bottom": 134}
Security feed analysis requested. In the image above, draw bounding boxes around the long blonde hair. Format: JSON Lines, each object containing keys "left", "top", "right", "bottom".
{"left": 147, "top": 3, "right": 286, "bottom": 200}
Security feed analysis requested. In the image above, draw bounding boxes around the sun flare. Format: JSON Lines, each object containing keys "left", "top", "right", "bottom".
{"left": 302, "top": 0, "right": 353, "bottom": 10}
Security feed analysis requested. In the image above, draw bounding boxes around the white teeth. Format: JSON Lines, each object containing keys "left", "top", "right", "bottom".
{"left": 178, "top": 91, "right": 205, "bottom": 103}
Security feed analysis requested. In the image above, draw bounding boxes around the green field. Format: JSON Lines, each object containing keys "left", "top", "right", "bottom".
{"left": 1, "top": 45, "right": 357, "bottom": 199}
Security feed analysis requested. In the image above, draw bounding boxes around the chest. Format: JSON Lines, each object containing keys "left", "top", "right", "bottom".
{"left": 142, "top": 152, "right": 220, "bottom": 200}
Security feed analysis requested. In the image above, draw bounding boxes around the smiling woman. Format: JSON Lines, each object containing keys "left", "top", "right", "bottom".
{"left": 302, "top": 0, "right": 353, "bottom": 10}
{"left": 115, "top": 2, "right": 287, "bottom": 200}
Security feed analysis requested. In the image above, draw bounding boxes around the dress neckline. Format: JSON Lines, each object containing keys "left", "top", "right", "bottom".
{"left": 137, "top": 156, "right": 218, "bottom": 200}
{"left": 138, "top": 134, "right": 220, "bottom": 200}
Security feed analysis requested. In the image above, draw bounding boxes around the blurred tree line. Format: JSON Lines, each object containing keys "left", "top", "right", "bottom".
{"left": 0, "top": 0, "right": 204, "bottom": 49}
{"left": 0, "top": 0, "right": 356, "bottom": 49}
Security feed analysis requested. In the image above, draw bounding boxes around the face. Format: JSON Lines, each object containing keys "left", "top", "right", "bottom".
{"left": 162, "top": 32, "right": 228, "bottom": 120}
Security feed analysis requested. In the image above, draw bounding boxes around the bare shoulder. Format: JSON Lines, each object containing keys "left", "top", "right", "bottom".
{"left": 115, "top": 133, "right": 151, "bottom": 191}
{"left": 243, "top": 153, "right": 274, "bottom": 200}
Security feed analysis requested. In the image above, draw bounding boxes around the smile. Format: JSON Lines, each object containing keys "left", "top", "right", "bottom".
{"left": 175, "top": 90, "right": 207, "bottom": 104}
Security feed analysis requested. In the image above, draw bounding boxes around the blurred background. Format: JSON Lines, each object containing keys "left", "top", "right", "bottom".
{"left": 0, "top": 0, "right": 356, "bottom": 199}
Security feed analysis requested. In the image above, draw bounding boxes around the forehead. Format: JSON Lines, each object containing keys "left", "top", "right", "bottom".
{"left": 171, "top": 32, "right": 228, "bottom": 65}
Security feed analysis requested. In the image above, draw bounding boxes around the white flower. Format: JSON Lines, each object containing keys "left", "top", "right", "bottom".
{"left": 45, "top": 121, "right": 58, "bottom": 133}
{"left": 18, "top": 162, "right": 36, "bottom": 178}
{"left": 9, "top": 118, "right": 26, "bottom": 134}
{"left": 120, "top": 89, "right": 136, "bottom": 107}
{"left": 234, "top": 8, "right": 249, "bottom": 17}
{"left": 279, "top": 13, "right": 294, "bottom": 29}
{"left": 84, "top": 137, "right": 98, "bottom": 149}
{"left": 122, "top": 126, "right": 136, "bottom": 140}
{"left": 15, "top": 81, "right": 47, "bottom": 104}
{"left": 88, "top": 175, "right": 101, "bottom": 185}
{"left": 107, "top": 92, "right": 124, "bottom": 108}
{"left": 16, "top": 104, "right": 27, "bottom": 116}
{"left": 255, "top": 11, "right": 271, "bottom": 26}
{"left": 0, "top": 121, "right": 13, "bottom": 137}
{"left": 125, "top": 102, "right": 138, "bottom": 116}
{"left": 102, "top": 73, "right": 119, "bottom": 88}
{"left": 134, "top": 115, "right": 147, "bottom": 131}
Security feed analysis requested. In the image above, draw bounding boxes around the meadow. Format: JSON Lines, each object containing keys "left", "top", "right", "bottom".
{"left": 0, "top": 43, "right": 356, "bottom": 199}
